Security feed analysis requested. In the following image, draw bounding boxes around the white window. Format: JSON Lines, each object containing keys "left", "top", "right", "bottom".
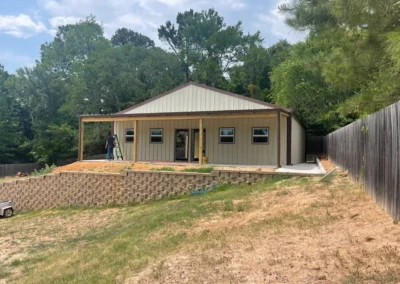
{"left": 252, "top": 127, "right": 269, "bottom": 144}
{"left": 125, "top": 128, "right": 134, "bottom": 143}
{"left": 150, "top": 128, "right": 163, "bottom": 143}
{"left": 219, "top": 128, "right": 235, "bottom": 144}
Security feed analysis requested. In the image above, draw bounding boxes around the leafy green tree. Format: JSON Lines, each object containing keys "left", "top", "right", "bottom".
{"left": 0, "top": 65, "right": 25, "bottom": 163}
{"left": 228, "top": 40, "right": 291, "bottom": 100}
{"left": 272, "top": 0, "right": 400, "bottom": 133}
{"left": 159, "top": 8, "right": 261, "bottom": 86}
{"left": 111, "top": 28, "right": 155, "bottom": 48}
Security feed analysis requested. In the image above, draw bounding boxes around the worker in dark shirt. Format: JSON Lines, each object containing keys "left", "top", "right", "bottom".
{"left": 105, "top": 132, "right": 115, "bottom": 161}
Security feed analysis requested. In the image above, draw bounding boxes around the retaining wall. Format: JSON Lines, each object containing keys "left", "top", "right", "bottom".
{"left": 0, "top": 170, "right": 295, "bottom": 211}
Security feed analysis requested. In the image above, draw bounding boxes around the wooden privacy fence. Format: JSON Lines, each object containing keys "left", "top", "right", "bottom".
{"left": 327, "top": 100, "right": 400, "bottom": 220}
{"left": 0, "top": 163, "right": 42, "bottom": 178}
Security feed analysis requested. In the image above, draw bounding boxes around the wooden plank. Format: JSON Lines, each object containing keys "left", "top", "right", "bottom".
{"left": 133, "top": 120, "right": 138, "bottom": 163}
{"left": 81, "top": 113, "right": 278, "bottom": 122}
{"left": 78, "top": 119, "right": 84, "bottom": 161}
{"left": 326, "top": 100, "right": 400, "bottom": 220}
{"left": 199, "top": 118, "right": 203, "bottom": 165}
{"left": 277, "top": 110, "right": 281, "bottom": 168}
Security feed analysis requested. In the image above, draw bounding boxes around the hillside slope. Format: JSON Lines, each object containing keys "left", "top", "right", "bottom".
{"left": 1, "top": 174, "right": 399, "bottom": 283}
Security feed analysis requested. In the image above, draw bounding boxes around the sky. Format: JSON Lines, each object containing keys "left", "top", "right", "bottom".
{"left": 0, "top": 0, "right": 307, "bottom": 73}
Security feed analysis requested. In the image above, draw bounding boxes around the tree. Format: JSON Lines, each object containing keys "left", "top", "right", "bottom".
{"left": 228, "top": 40, "right": 291, "bottom": 100}
{"left": 158, "top": 8, "right": 261, "bottom": 86}
{"left": 111, "top": 28, "right": 155, "bottom": 48}
{"left": 271, "top": 0, "right": 400, "bottom": 133}
{"left": 0, "top": 65, "right": 27, "bottom": 163}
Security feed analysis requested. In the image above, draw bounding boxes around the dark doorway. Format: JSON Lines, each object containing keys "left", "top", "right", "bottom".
{"left": 175, "top": 129, "right": 189, "bottom": 161}
{"left": 191, "top": 129, "right": 206, "bottom": 162}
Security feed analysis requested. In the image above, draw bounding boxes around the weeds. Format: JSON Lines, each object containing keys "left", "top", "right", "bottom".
{"left": 31, "top": 164, "right": 57, "bottom": 176}
{"left": 151, "top": 167, "right": 176, "bottom": 172}
{"left": 183, "top": 167, "right": 214, "bottom": 173}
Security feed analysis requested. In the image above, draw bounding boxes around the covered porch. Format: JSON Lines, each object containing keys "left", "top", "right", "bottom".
{"left": 78, "top": 109, "right": 290, "bottom": 167}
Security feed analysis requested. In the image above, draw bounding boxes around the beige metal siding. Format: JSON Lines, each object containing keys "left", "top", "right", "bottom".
{"left": 291, "top": 117, "right": 305, "bottom": 164}
{"left": 114, "top": 121, "right": 135, "bottom": 160}
{"left": 280, "top": 115, "right": 287, "bottom": 166}
{"left": 204, "top": 117, "right": 278, "bottom": 166}
{"left": 114, "top": 116, "right": 279, "bottom": 166}
{"left": 137, "top": 120, "right": 199, "bottom": 161}
{"left": 123, "top": 85, "right": 272, "bottom": 114}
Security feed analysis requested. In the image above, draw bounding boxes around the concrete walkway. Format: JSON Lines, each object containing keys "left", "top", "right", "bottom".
{"left": 275, "top": 163, "right": 323, "bottom": 175}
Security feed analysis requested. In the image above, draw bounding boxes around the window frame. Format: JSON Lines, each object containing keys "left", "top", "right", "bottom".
{"left": 219, "top": 127, "right": 235, "bottom": 144}
{"left": 125, "top": 128, "right": 134, "bottom": 143}
{"left": 150, "top": 128, "right": 163, "bottom": 144}
{"left": 252, "top": 127, "right": 269, "bottom": 144}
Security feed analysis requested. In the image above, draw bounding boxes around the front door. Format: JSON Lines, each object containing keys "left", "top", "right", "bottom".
{"left": 175, "top": 129, "right": 189, "bottom": 161}
{"left": 191, "top": 129, "right": 206, "bottom": 162}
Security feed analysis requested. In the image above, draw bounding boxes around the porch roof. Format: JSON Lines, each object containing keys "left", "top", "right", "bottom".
{"left": 79, "top": 108, "right": 290, "bottom": 122}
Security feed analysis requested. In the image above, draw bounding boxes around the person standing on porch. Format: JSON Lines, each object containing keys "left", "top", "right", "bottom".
{"left": 105, "top": 132, "right": 115, "bottom": 161}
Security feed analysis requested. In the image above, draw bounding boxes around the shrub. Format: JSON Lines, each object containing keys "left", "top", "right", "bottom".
{"left": 32, "top": 164, "right": 57, "bottom": 176}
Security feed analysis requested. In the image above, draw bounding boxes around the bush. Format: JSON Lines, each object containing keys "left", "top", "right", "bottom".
{"left": 32, "top": 164, "right": 57, "bottom": 176}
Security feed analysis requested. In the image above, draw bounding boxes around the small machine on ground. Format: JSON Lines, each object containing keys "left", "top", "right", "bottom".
{"left": 0, "top": 201, "right": 14, "bottom": 218}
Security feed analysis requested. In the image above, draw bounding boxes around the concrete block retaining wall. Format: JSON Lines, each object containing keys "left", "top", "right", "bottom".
{"left": 0, "top": 170, "right": 294, "bottom": 211}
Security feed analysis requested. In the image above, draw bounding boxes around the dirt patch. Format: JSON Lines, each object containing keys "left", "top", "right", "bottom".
{"left": 54, "top": 161, "right": 275, "bottom": 174}
{"left": 128, "top": 175, "right": 400, "bottom": 284}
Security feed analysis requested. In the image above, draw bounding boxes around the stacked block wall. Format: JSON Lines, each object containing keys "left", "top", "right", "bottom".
{"left": 0, "top": 170, "right": 300, "bottom": 211}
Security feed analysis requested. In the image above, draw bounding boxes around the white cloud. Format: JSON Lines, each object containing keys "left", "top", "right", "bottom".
{"left": 0, "top": 14, "right": 47, "bottom": 38}
{"left": 255, "top": 0, "right": 307, "bottom": 44}
{"left": 38, "top": 0, "right": 246, "bottom": 42}
{"left": 221, "top": 0, "right": 246, "bottom": 9}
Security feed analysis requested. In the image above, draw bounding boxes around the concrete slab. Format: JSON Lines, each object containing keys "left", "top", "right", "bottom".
{"left": 275, "top": 163, "right": 323, "bottom": 175}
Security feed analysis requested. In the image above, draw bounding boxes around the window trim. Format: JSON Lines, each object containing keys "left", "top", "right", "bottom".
{"left": 219, "top": 127, "right": 235, "bottom": 144}
{"left": 150, "top": 128, "right": 163, "bottom": 144}
{"left": 252, "top": 127, "right": 269, "bottom": 145}
{"left": 125, "top": 128, "right": 134, "bottom": 143}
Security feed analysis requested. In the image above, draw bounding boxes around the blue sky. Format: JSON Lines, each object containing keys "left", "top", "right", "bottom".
{"left": 0, "top": 0, "right": 306, "bottom": 73}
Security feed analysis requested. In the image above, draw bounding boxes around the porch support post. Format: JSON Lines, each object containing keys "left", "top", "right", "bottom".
{"left": 78, "top": 118, "right": 84, "bottom": 161}
{"left": 277, "top": 110, "right": 281, "bottom": 168}
{"left": 199, "top": 118, "right": 203, "bottom": 165}
{"left": 133, "top": 120, "right": 138, "bottom": 163}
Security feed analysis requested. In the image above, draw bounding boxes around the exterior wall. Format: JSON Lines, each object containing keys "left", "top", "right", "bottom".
{"left": 115, "top": 117, "right": 279, "bottom": 166}
{"left": 280, "top": 114, "right": 287, "bottom": 166}
{"left": 203, "top": 117, "right": 278, "bottom": 166}
{"left": 291, "top": 117, "right": 306, "bottom": 164}
{"left": 124, "top": 85, "right": 272, "bottom": 114}
{"left": 0, "top": 170, "right": 307, "bottom": 211}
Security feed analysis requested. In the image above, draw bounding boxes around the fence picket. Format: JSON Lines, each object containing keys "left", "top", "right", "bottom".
{"left": 326, "top": 100, "right": 400, "bottom": 220}
{"left": 0, "top": 163, "right": 42, "bottom": 178}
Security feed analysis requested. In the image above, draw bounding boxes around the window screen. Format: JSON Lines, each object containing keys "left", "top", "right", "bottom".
{"left": 150, "top": 128, "right": 163, "bottom": 143}
{"left": 219, "top": 128, "right": 235, "bottom": 144}
{"left": 252, "top": 127, "right": 269, "bottom": 144}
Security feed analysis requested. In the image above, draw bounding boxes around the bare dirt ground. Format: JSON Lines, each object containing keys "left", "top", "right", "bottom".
{"left": 54, "top": 161, "right": 276, "bottom": 173}
{"left": 128, "top": 176, "right": 400, "bottom": 284}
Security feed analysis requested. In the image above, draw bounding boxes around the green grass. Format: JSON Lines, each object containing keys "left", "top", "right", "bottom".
{"left": 182, "top": 167, "right": 214, "bottom": 173}
{"left": 2, "top": 175, "right": 297, "bottom": 284}
{"left": 3, "top": 175, "right": 362, "bottom": 284}
{"left": 150, "top": 167, "right": 176, "bottom": 172}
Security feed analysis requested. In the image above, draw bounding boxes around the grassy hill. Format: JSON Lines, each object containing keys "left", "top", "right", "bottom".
{"left": 1, "top": 174, "right": 400, "bottom": 283}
